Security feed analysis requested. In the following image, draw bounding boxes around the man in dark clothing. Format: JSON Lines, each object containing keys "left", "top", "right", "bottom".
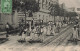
{"left": 5, "top": 23, "right": 9, "bottom": 37}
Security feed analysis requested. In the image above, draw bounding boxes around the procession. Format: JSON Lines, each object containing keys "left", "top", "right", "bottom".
{"left": 5, "top": 21, "right": 61, "bottom": 43}
{"left": 0, "top": 0, "right": 80, "bottom": 48}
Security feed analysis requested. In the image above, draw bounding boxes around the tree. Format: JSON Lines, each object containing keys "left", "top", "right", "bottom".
{"left": 12, "top": 0, "right": 40, "bottom": 25}
{"left": 67, "top": 12, "right": 78, "bottom": 23}
{"left": 68, "top": 12, "right": 78, "bottom": 17}
{"left": 49, "top": 3, "right": 60, "bottom": 23}
{"left": 50, "top": 4, "right": 60, "bottom": 16}
{"left": 12, "top": 0, "right": 21, "bottom": 12}
{"left": 12, "top": 0, "right": 40, "bottom": 13}
{"left": 59, "top": 7, "right": 64, "bottom": 16}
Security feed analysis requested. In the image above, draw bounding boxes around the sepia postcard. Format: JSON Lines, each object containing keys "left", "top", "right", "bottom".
{"left": 0, "top": 0, "right": 80, "bottom": 51}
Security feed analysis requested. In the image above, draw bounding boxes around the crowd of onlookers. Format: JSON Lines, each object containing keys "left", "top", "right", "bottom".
{"left": 5, "top": 21, "right": 65, "bottom": 42}
{"left": 5, "top": 21, "right": 76, "bottom": 43}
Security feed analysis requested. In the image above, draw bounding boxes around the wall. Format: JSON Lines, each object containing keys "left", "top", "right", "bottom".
{"left": 0, "top": 13, "right": 12, "bottom": 29}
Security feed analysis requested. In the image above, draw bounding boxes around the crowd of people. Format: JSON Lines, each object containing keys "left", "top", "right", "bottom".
{"left": 5, "top": 21, "right": 68, "bottom": 42}
{"left": 71, "top": 23, "right": 79, "bottom": 41}
{"left": 17, "top": 21, "right": 64, "bottom": 42}
{"left": 18, "top": 22, "right": 56, "bottom": 42}
{"left": 5, "top": 21, "right": 80, "bottom": 43}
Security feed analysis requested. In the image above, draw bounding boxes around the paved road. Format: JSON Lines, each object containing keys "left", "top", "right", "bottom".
{"left": 41, "top": 24, "right": 73, "bottom": 46}
{"left": 1, "top": 24, "right": 80, "bottom": 51}
{"left": 0, "top": 24, "right": 74, "bottom": 47}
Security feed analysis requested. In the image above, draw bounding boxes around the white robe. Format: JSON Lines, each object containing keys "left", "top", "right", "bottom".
{"left": 47, "top": 25, "right": 51, "bottom": 35}
{"left": 52, "top": 28, "right": 55, "bottom": 35}
{"left": 22, "top": 32, "right": 26, "bottom": 39}
{"left": 72, "top": 28, "right": 78, "bottom": 39}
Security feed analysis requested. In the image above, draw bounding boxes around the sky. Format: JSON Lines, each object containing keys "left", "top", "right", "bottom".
{"left": 59, "top": 0, "right": 80, "bottom": 8}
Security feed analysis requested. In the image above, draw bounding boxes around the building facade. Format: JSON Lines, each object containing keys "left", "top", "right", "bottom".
{"left": 0, "top": 0, "right": 59, "bottom": 29}
{"left": 14, "top": 0, "right": 59, "bottom": 27}
{"left": 36, "top": 0, "right": 59, "bottom": 23}
{"left": 0, "top": 0, "right": 13, "bottom": 29}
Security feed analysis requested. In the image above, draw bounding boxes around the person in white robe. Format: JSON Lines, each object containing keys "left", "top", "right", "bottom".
{"left": 72, "top": 25, "right": 78, "bottom": 40}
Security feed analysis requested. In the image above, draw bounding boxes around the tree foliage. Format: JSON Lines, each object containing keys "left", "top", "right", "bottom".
{"left": 49, "top": 4, "right": 60, "bottom": 16}
{"left": 12, "top": 0, "right": 21, "bottom": 11}
{"left": 59, "top": 7, "right": 65, "bottom": 16}
{"left": 12, "top": 0, "right": 40, "bottom": 12}
{"left": 66, "top": 12, "right": 78, "bottom": 17}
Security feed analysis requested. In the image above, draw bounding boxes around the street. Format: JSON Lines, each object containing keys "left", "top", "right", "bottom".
{"left": 0, "top": 24, "right": 79, "bottom": 48}
{"left": 0, "top": 0, "right": 80, "bottom": 51}
{"left": 0, "top": 24, "right": 80, "bottom": 51}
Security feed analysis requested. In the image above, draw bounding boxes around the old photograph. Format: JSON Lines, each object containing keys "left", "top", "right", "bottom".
{"left": 0, "top": 0, "right": 80, "bottom": 51}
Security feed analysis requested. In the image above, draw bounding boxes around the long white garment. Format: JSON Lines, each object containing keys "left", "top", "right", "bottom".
{"left": 47, "top": 27, "right": 50, "bottom": 35}
{"left": 72, "top": 28, "right": 78, "bottom": 39}
{"left": 39, "top": 27, "right": 44, "bottom": 40}
{"left": 47, "top": 25, "right": 51, "bottom": 35}
{"left": 22, "top": 32, "right": 26, "bottom": 39}
{"left": 52, "top": 27, "right": 55, "bottom": 35}
{"left": 30, "top": 27, "right": 36, "bottom": 39}
{"left": 30, "top": 30, "right": 35, "bottom": 40}
{"left": 59, "top": 22, "right": 62, "bottom": 28}
{"left": 33, "top": 28, "right": 39, "bottom": 40}
{"left": 24, "top": 28, "right": 27, "bottom": 32}
{"left": 43, "top": 27, "right": 47, "bottom": 35}
{"left": 53, "top": 25, "right": 56, "bottom": 33}
{"left": 6, "top": 24, "right": 9, "bottom": 28}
